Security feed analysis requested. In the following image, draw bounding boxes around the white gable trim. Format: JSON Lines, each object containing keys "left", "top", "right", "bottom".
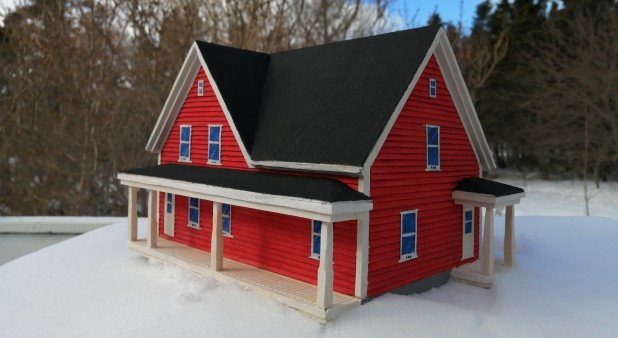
{"left": 433, "top": 31, "right": 495, "bottom": 171}
{"left": 145, "top": 43, "right": 254, "bottom": 168}
{"left": 363, "top": 27, "right": 496, "bottom": 176}
{"left": 146, "top": 46, "right": 200, "bottom": 152}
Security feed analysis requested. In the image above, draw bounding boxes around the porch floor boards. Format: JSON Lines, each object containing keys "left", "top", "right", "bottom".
{"left": 128, "top": 238, "right": 360, "bottom": 322}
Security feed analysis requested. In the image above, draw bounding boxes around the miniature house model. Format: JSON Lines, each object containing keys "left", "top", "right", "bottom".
{"left": 118, "top": 25, "right": 524, "bottom": 322}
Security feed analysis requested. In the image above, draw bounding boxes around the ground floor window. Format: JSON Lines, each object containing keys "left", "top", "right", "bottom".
{"left": 188, "top": 197, "right": 200, "bottom": 229}
{"left": 464, "top": 208, "right": 473, "bottom": 234}
{"left": 222, "top": 203, "right": 232, "bottom": 237}
{"left": 310, "top": 220, "right": 322, "bottom": 259}
{"left": 399, "top": 210, "right": 418, "bottom": 262}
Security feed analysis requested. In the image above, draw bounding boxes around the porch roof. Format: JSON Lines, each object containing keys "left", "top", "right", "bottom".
{"left": 452, "top": 177, "right": 525, "bottom": 208}
{"left": 117, "top": 164, "right": 372, "bottom": 222}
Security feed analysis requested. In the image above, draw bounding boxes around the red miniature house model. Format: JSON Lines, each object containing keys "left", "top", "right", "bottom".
{"left": 118, "top": 25, "right": 524, "bottom": 322}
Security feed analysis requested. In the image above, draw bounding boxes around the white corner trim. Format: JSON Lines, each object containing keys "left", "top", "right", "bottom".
{"left": 433, "top": 31, "right": 496, "bottom": 171}
{"left": 363, "top": 31, "right": 441, "bottom": 171}
{"left": 117, "top": 173, "right": 373, "bottom": 222}
{"left": 195, "top": 46, "right": 254, "bottom": 169}
{"left": 251, "top": 160, "right": 363, "bottom": 176}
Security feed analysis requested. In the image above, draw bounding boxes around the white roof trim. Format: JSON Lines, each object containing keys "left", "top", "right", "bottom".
{"left": 452, "top": 191, "right": 525, "bottom": 209}
{"left": 433, "top": 30, "right": 496, "bottom": 171}
{"left": 250, "top": 160, "right": 363, "bottom": 176}
{"left": 145, "top": 42, "right": 254, "bottom": 168}
{"left": 363, "top": 27, "right": 496, "bottom": 173}
{"left": 118, "top": 173, "right": 372, "bottom": 223}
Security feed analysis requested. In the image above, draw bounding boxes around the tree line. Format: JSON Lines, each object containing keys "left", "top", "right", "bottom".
{"left": 0, "top": 0, "right": 615, "bottom": 216}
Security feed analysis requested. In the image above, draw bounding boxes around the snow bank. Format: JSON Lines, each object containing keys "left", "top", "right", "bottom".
{"left": 1, "top": 216, "right": 617, "bottom": 337}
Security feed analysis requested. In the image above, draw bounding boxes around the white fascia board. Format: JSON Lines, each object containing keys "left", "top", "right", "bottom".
{"left": 195, "top": 47, "right": 254, "bottom": 168}
{"left": 251, "top": 160, "right": 363, "bottom": 176}
{"left": 146, "top": 45, "right": 201, "bottom": 153}
{"left": 362, "top": 29, "right": 442, "bottom": 172}
{"left": 117, "top": 173, "right": 372, "bottom": 222}
{"left": 433, "top": 31, "right": 496, "bottom": 171}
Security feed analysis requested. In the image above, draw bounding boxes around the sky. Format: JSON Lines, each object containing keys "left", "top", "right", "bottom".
{"left": 0, "top": 0, "right": 487, "bottom": 32}
{"left": 390, "top": 0, "right": 487, "bottom": 30}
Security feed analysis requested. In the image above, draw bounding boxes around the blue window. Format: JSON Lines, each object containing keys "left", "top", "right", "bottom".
{"left": 426, "top": 125, "right": 440, "bottom": 170}
{"left": 165, "top": 193, "right": 173, "bottom": 213}
{"left": 311, "top": 220, "right": 322, "bottom": 259}
{"left": 464, "top": 209, "right": 473, "bottom": 234}
{"left": 222, "top": 203, "right": 232, "bottom": 236}
{"left": 400, "top": 210, "right": 418, "bottom": 262}
{"left": 188, "top": 197, "right": 200, "bottom": 229}
{"left": 208, "top": 125, "right": 222, "bottom": 164}
{"left": 429, "top": 78, "right": 437, "bottom": 98}
{"left": 179, "top": 125, "right": 191, "bottom": 162}
{"left": 197, "top": 80, "right": 204, "bottom": 96}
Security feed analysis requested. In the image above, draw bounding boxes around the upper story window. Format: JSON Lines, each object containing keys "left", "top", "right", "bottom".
{"left": 399, "top": 210, "right": 418, "bottom": 262}
{"left": 310, "top": 220, "right": 322, "bottom": 259}
{"left": 197, "top": 80, "right": 204, "bottom": 96}
{"left": 208, "top": 125, "right": 222, "bottom": 165}
{"left": 426, "top": 125, "right": 440, "bottom": 171}
{"left": 429, "top": 78, "right": 437, "bottom": 98}
{"left": 222, "top": 203, "right": 232, "bottom": 237}
{"left": 179, "top": 125, "right": 191, "bottom": 162}
{"left": 188, "top": 197, "right": 200, "bottom": 229}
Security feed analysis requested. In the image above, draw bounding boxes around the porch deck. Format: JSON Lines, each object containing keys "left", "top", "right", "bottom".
{"left": 451, "top": 260, "right": 493, "bottom": 288}
{"left": 128, "top": 238, "right": 360, "bottom": 322}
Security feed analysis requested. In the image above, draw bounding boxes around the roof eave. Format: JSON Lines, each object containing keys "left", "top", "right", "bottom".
{"left": 117, "top": 172, "right": 372, "bottom": 222}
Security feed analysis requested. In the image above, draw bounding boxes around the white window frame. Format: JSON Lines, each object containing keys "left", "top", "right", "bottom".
{"left": 188, "top": 197, "right": 201, "bottom": 229}
{"left": 178, "top": 125, "right": 192, "bottom": 162}
{"left": 222, "top": 203, "right": 232, "bottom": 237}
{"left": 463, "top": 207, "right": 474, "bottom": 235}
{"left": 399, "top": 209, "right": 418, "bottom": 262}
{"left": 197, "top": 79, "right": 204, "bottom": 96}
{"left": 426, "top": 124, "right": 440, "bottom": 171}
{"left": 429, "top": 78, "right": 437, "bottom": 98}
{"left": 208, "top": 124, "right": 222, "bottom": 165}
{"left": 310, "top": 220, "right": 322, "bottom": 259}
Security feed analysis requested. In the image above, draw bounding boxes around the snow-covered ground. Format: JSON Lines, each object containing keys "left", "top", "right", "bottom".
{"left": 1, "top": 180, "right": 617, "bottom": 337}
{"left": 497, "top": 177, "right": 618, "bottom": 220}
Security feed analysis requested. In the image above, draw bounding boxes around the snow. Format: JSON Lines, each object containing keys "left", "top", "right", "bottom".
{"left": 1, "top": 180, "right": 618, "bottom": 337}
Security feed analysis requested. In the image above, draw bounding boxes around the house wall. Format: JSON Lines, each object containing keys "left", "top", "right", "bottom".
{"left": 367, "top": 55, "right": 480, "bottom": 297}
{"left": 158, "top": 197, "right": 357, "bottom": 295}
{"left": 157, "top": 66, "right": 358, "bottom": 295}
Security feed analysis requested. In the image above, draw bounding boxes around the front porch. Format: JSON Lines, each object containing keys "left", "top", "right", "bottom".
{"left": 451, "top": 178, "right": 525, "bottom": 287}
{"left": 129, "top": 237, "right": 359, "bottom": 322}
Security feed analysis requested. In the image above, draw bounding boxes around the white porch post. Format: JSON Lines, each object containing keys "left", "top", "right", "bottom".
{"left": 147, "top": 190, "right": 158, "bottom": 248}
{"left": 481, "top": 207, "right": 494, "bottom": 276}
{"left": 128, "top": 186, "right": 138, "bottom": 242}
{"left": 317, "top": 221, "right": 334, "bottom": 309}
{"left": 504, "top": 205, "right": 516, "bottom": 267}
{"left": 211, "top": 202, "right": 223, "bottom": 271}
{"left": 355, "top": 212, "right": 369, "bottom": 298}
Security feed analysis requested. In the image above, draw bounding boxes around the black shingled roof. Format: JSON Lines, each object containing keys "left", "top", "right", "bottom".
{"left": 196, "top": 25, "right": 442, "bottom": 167}
{"left": 120, "top": 164, "right": 370, "bottom": 203}
{"left": 454, "top": 178, "right": 524, "bottom": 197}
{"left": 195, "top": 41, "right": 270, "bottom": 152}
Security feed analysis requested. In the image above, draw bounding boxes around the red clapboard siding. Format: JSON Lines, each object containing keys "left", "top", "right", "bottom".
{"left": 160, "top": 68, "right": 249, "bottom": 169}
{"left": 156, "top": 67, "right": 362, "bottom": 295}
{"left": 366, "top": 55, "right": 480, "bottom": 297}
{"left": 159, "top": 195, "right": 357, "bottom": 295}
